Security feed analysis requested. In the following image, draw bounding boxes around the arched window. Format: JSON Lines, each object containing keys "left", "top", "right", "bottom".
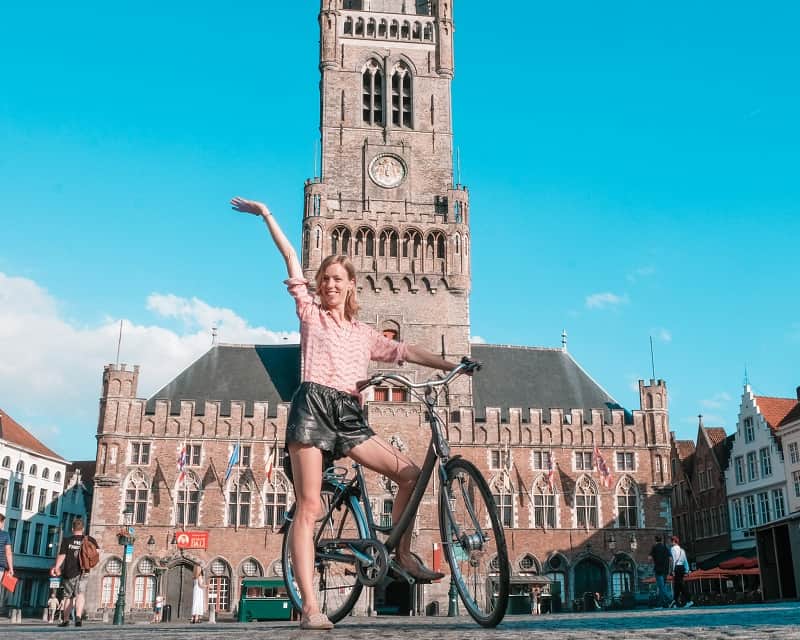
{"left": 412, "top": 21, "right": 422, "bottom": 39}
{"left": 423, "top": 22, "right": 434, "bottom": 40}
{"left": 29, "top": 464, "right": 38, "bottom": 476}
{"left": 240, "top": 557, "right": 263, "bottom": 578}
{"left": 391, "top": 62, "right": 413, "bottom": 128}
{"left": 16, "top": 460, "right": 24, "bottom": 473}
{"left": 356, "top": 227, "right": 375, "bottom": 257}
{"left": 134, "top": 558, "right": 156, "bottom": 609}
{"left": 616, "top": 476, "right": 639, "bottom": 528}
{"left": 208, "top": 559, "right": 232, "bottom": 611}
{"left": 490, "top": 475, "right": 514, "bottom": 528}
{"left": 518, "top": 553, "right": 540, "bottom": 574}
{"left": 54, "top": 471, "right": 62, "bottom": 483}
{"left": 264, "top": 473, "right": 291, "bottom": 529}
{"left": 42, "top": 468, "right": 50, "bottom": 480}
{"left": 378, "top": 19, "right": 388, "bottom": 37}
{"left": 228, "top": 476, "right": 253, "bottom": 527}
{"left": 343, "top": 16, "right": 353, "bottom": 35}
{"left": 101, "top": 557, "right": 123, "bottom": 608}
{"left": 362, "top": 60, "right": 384, "bottom": 126}
{"left": 575, "top": 476, "right": 598, "bottom": 529}
{"left": 379, "top": 229, "right": 399, "bottom": 258}
{"left": 402, "top": 229, "right": 422, "bottom": 259}
{"left": 367, "top": 18, "right": 376, "bottom": 36}
{"left": 611, "top": 555, "right": 635, "bottom": 596}
{"left": 176, "top": 471, "right": 201, "bottom": 527}
{"left": 315, "top": 227, "right": 322, "bottom": 249}
{"left": 390, "top": 20, "right": 399, "bottom": 38}
{"left": 532, "top": 475, "right": 556, "bottom": 529}
{"left": 125, "top": 470, "right": 150, "bottom": 525}
{"left": 355, "top": 17, "right": 364, "bottom": 35}
{"left": 1, "top": 457, "right": 10, "bottom": 468}
{"left": 401, "top": 20, "right": 410, "bottom": 39}
{"left": 331, "top": 226, "right": 351, "bottom": 255}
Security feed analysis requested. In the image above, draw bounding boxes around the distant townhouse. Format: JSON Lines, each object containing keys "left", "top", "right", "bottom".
{"left": 669, "top": 436, "right": 695, "bottom": 556}
{"left": 726, "top": 386, "right": 796, "bottom": 551}
{"left": 777, "top": 389, "right": 800, "bottom": 514}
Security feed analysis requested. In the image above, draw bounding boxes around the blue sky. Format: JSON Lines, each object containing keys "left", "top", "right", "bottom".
{"left": 1, "top": 1, "right": 798, "bottom": 461}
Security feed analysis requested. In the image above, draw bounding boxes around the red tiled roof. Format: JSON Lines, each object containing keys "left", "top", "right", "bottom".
{"left": 704, "top": 427, "right": 728, "bottom": 448}
{"left": 676, "top": 440, "right": 696, "bottom": 460}
{"left": 0, "top": 408, "right": 64, "bottom": 461}
{"left": 754, "top": 396, "right": 799, "bottom": 432}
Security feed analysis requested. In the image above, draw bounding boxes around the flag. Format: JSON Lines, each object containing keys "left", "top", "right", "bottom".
{"left": 593, "top": 445, "right": 613, "bottom": 488}
{"left": 176, "top": 445, "right": 187, "bottom": 484}
{"left": 224, "top": 442, "right": 240, "bottom": 483}
{"left": 546, "top": 450, "right": 556, "bottom": 487}
{"left": 265, "top": 445, "right": 278, "bottom": 484}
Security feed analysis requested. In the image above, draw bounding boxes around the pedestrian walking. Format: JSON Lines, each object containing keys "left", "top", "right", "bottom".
{"left": 0, "top": 514, "right": 15, "bottom": 613}
{"left": 230, "top": 196, "right": 465, "bottom": 630}
{"left": 50, "top": 517, "right": 99, "bottom": 627}
{"left": 47, "top": 591, "right": 60, "bottom": 622}
{"left": 152, "top": 595, "right": 164, "bottom": 623}
{"left": 669, "top": 536, "right": 693, "bottom": 608}
{"left": 191, "top": 565, "right": 205, "bottom": 623}
{"left": 649, "top": 535, "right": 672, "bottom": 608}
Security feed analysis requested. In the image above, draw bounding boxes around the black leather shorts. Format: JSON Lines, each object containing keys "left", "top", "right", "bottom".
{"left": 284, "top": 381, "right": 375, "bottom": 480}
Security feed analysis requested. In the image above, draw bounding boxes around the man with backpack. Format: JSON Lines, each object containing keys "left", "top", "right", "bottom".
{"left": 51, "top": 518, "right": 99, "bottom": 627}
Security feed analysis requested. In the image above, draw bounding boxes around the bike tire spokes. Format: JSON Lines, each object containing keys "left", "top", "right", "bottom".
{"left": 282, "top": 486, "right": 365, "bottom": 623}
{"left": 439, "top": 458, "right": 510, "bottom": 628}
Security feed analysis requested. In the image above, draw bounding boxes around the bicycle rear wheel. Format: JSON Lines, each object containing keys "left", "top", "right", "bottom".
{"left": 282, "top": 483, "right": 366, "bottom": 623}
{"left": 438, "top": 457, "right": 510, "bottom": 627}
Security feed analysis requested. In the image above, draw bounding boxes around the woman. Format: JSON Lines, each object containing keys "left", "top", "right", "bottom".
{"left": 191, "top": 564, "right": 205, "bottom": 623}
{"left": 231, "top": 197, "right": 465, "bottom": 630}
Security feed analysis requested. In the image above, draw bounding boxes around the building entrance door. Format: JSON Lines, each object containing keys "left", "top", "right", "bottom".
{"left": 573, "top": 558, "right": 607, "bottom": 603}
{"left": 164, "top": 561, "right": 194, "bottom": 621}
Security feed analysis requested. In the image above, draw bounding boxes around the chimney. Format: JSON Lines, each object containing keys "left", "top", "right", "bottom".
{"left": 796, "top": 385, "right": 800, "bottom": 400}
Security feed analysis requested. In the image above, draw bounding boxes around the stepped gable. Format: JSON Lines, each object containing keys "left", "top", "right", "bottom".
{"left": 754, "top": 395, "right": 799, "bottom": 432}
{"left": 0, "top": 407, "right": 64, "bottom": 460}
{"left": 470, "top": 344, "right": 621, "bottom": 423}
{"left": 145, "top": 343, "right": 300, "bottom": 418}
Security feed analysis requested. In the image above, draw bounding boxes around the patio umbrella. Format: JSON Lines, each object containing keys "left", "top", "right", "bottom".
{"left": 720, "top": 557, "right": 758, "bottom": 570}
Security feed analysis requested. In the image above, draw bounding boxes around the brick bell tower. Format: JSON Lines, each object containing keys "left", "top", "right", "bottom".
{"left": 305, "top": 0, "right": 472, "bottom": 406}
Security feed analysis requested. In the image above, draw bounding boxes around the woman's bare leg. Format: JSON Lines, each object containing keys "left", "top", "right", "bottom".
{"left": 287, "top": 442, "right": 325, "bottom": 617}
{"left": 347, "top": 436, "right": 438, "bottom": 573}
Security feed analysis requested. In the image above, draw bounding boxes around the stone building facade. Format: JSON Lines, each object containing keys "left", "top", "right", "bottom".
{"left": 84, "top": 0, "right": 674, "bottom": 620}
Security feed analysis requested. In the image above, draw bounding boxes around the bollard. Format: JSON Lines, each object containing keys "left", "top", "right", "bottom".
{"left": 43, "top": 607, "right": 49, "bottom": 622}
{"left": 208, "top": 603, "right": 216, "bottom": 624}
{"left": 102, "top": 608, "right": 110, "bottom": 623}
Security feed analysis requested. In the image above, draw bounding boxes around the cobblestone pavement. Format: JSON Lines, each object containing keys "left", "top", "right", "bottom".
{"left": 2, "top": 604, "right": 799, "bottom": 639}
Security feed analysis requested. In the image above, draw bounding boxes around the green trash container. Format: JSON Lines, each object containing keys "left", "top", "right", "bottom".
{"left": 506, "top": 593, "right": 532, "bottom": 615}
{"left": 237, "top": 577, "right": 293, "bottom": 622}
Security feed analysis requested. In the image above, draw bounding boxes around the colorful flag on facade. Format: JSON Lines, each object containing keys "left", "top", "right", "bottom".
{"left": 265, "top": 445, "right": 278, "bottom": 483}
{"left": 593, "top": 445, "right": 613, "bottom": 488}
{"left": 176, "top": 444, "right": 187, "bottom": 484}
{"left": 546, "top": 450, "right": 556, "bottom": 487}
{"left": 224, "top": 441, "right": 240, "bottom": 483}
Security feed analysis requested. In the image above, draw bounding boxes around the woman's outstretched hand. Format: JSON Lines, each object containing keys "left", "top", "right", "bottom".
{"left": 230, "top": 196, "right": 269, "bottom": 217}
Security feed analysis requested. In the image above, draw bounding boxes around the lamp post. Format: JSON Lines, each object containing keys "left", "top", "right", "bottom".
{"left": 113, "top": 506, "right": 135, "bottom": 626}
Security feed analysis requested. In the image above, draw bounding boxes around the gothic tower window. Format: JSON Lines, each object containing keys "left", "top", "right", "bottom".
{"left": 175, "top": 471, "right": 201, "bottom": 527}
{"left": 355, "top": 227, "right": 375, "bottom": 257}
{"left": 344, "top": 17, "right": 353, "bottom": 35}
{"left": 532, "top": 475, "right": 556, "bottom": 529}
{"left": 332, "top": 226, "right": 351, "bottom": 255}
{"left": 379, "top": 228, "right": 399, "bottom": 258}
{"left": 490, "top": 475, "right": 515, "bottom": 528}
{"left": 575, "top": 475, "right": 599, "bottom": 529}
{"left": 228, "top": 475, "right": 253, "bottom": 527}
{"left": 401, "top": 21, "right": 411, "bottom": 39}
{"left": 264, "top": 473, "right": 291, "bottom": 529}
{"left": 378, "top": 19, "right": 388, "bottom": 37}
{"left": 391, "top": 63, "right": 413, "bottom": 128}
{"left": 423, "top": 22, "right": 434, "bottom": 40}
{"left": 616, "top": 476, "right": 640, "bottom": 528}
{"left": 412, "top": 22, "right": 422, "bottom": 40}
{"left": 390, "top": 20, "right": 399, "bottom": 38}
{"left": 367, "top": 18, "right": 376, "bottom": 37}
{"left": 362, "top": 60, "right": 384, "bottom": 126}
{"left": 355, "top": 17, "right": 365, "bottom": 36}
{"left": 125, "top": 470, "right": 150, "bottom": 525}
{"left": 402, "top": 229, "right": 422, "bottom": 259}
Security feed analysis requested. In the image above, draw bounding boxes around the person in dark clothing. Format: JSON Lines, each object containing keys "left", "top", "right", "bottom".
{"left": 649, "top": 535, "right": 672, "bottom": 608}
{"left": 0, "top": 514, "right": 15, "bottom": 613}
{"left": 51, "top": 518, "right": 99, "bottom": 627}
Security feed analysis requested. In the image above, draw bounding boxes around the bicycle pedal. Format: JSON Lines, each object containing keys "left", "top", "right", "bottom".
{"left": 389, "top": 560, "right": 415, "bottom": 585}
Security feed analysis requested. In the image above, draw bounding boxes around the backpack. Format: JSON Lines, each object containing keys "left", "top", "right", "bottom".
{"left": 79, "top": 536, "right": 100, "bottom": 572}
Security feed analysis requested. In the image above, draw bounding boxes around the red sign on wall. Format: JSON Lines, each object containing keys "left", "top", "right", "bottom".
{"left": 175, "top": 531, "right": 209, "bottom": 550}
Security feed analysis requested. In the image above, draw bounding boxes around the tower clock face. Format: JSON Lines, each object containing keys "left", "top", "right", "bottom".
{"left": 369, "top": 154, "right": 407, "bottom": 189}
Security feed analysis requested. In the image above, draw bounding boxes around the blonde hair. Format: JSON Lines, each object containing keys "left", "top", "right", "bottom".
{"left": 315, "top": 255, "right": 359, "bottom": 321}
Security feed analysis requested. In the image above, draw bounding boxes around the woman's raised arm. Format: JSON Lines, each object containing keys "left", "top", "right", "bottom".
{"left": 230, "top": 196, "right": 303, "bottom": 280}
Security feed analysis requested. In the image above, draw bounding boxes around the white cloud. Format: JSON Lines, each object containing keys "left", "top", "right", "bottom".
{"left": 470, "top": 335, "right": 487, "bottom": 344}
{"left": 585, "top": 292, "right": 629, "bottom": 310}
{"left": 653, "top": 328, "right": 672, "bottom": 342}
{"left": 626, "top": 266, "right": 655, "bottom": 283}
{"left": 0, "top": 272, "right": 298, "bottom": 456}
{"left": 701, "top": 392, "right": 732, "bottom": 411}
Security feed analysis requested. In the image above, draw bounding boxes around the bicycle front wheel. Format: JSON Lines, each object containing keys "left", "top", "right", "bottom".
{"left": 438, "top": 457, "right": 510, "bottom": 627}
{"left": 282, "top": 484, "right": 366, "bottom": 623}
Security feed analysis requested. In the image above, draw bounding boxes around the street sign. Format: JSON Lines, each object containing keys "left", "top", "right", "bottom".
{"left": 124, "top": 544, "right": 134, "bottom": 563}
{"left": 49, "top": 577, "right": 61, "bottom": 589}
{"left": 175, "top": 530, "right": 210, "bottom": 550}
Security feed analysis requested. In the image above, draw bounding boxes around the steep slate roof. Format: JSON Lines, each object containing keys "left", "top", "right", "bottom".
{"left": 675, "top": 440, "right": 696, "bottom": 476}
{"left": 0, "top": 408, "right": 64, "bottom": 461}
{"left": 146, "top": 344, "right": 301, "bottom": 418}
{"left": 470, "top": 345, "right": 623, "bottom": 422}
{"left": 704, "top": 427, "right": 728, "bottom": 448}
{"left": 754, "top": 395, "right": 799, "bottom": 432}
{"left": 702, "top": 427, "right": 733, "bottom": 472}
{"left": 780, "top": 401, "right": 800, "bottom": 427}
{"left": 146, "top": 343, "right": 624, "bottom": 422}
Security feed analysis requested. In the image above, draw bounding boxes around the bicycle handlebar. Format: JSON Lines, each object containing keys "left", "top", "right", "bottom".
{"left": 356, "top": 356, "right": 481, "bottom": 393}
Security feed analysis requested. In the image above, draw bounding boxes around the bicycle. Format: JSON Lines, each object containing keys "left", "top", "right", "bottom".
{"left": 280, "top": 357, "right": 510, "bottom": 627}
